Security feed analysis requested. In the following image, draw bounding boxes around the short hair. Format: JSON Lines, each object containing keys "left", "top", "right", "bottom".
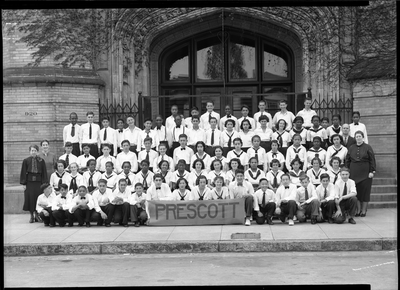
{"left": 340, "top": 167, "right": 350, "bottom": 173}
{"left": 101, "top": 116, "right": 110, "bottom": 122}
{"left": 144, "top": 118, "right": 152, "bottom": 123}
{"left": 78, "top": 185, "right": 88, "bottom": 192}
{"left": 270, "top": 158, "right": 280, "bottom": 166}
{"left": 192, "top": 115, "right": 200, "bottom": 121}
{"left": 155, "top": 115, "right": 163, "bottom": 121}
{"left": 178, "top": 134, "right": 187, "bottom": 140}
{"left": 258, "top": 99, "right": 266, "bottom": 105}
{"left": 59, "top": 183, "right": 68, "bottom": 190}
{"left": 240, "top": 119, "right": 252, "bottom": 130}
{"left": 281, "top": 173, "right": 290, "bottom": 180}
{"left": 135, "top": 183, "right": 144, "bottom": 188}
{"left": 64, "top": 142, "right": 73, "bottom": 148}
{"left": 40, "top": 140, "right": 50, "bottom": 146}
{"left": 126, "top": 115, "right": 135, "bottom": 120}
{"left": 271, "top": 140, "right": 279, "bottom": 147}
{"left": 241, "top": 105, "right": 249, "bottom": 111}
{"left": 304, "top": 97, "right": 312, "bottom": 102}
{"left": 57, "top": 159, "right": 67, "bottom": 168}
{"left": 311, "top": 157, "right": 322, "bottom": 166}
{"left": 117, "top": 118, "right": 125, "bottom": 124}
{"left": 206, "top": 100, "right": 215, "bottom": 106}
{"left": 279, "top": 99, "right": 288, "bottom": 104}
{"left": 121, "top": 140, "right": 130, "bottom": 146}
{"left": 153, "top": 173, "right": 164, "bottom": 180}
{"left": 331, "top": 114, "right": 342, "bottom": 122}
{"left": 196, "top": 175, "right": 208, "bottom": 185}
{"left": 98, "top": 179, "right": 107, "bottom": 185}
{"left": 177, "top": 159, "right": 186, "bottom": 166}
{"left": 352, "top": 111, "right": 361, "bottom": 117}
{"left": 311, "top": 115, "right": 320, "bottom": 122}
{"left": 235, "top": 169, "right": 245, "bottom": 176}
{"left": 228, "top": 158, "right": 243, "bottom": 170}
{"left": 312, "top": 136, "right": 322, "bottom": 143}
{"left": 105, "top": 161, "right": 114, "bottom": 168}
{"left": 174, "top": 114, "right": 182, "bottom": 120}
{"left": 190, "top": 106, "right": 199, "bottom": 112}
{"left": 275, "top": 119, "right": 287, "bottom": 130}
{"left": 299, "top": 175, "right": 310, "bottom": 182}
{"left": 140, "top": 160, "right": 149, "bottom": 166}
{"left": 102, "top": 144, "right": 111, "bottom": 150}
{"left": 354, "top": 130, "right": 364, "bottom": 138}
{"left": 258, "top": 115, "right": 269, "bottom": 122}
{"left": 82, "top": 143, "right": 90, "bottom": 149}
{"left": 331, "top": 134, "right": 343, "bottom": 143}
{"left": 195, "top": 141, "right": 206, "bottom": 150}
{"left": 192, "top": 159, "right": 205, "bottom": 170}
{"left": 213, "top": 176, "right": 225, "bottom": 186}
{"left": 320, "top": 173, "right": 330, "bottom": 181}
{"left": 321, "top": 117, "right": 330, "bottom": 123}
{"left": 329, "top": 156, "right": 342, "bottom": 167}
{"left": 233, "top": 137, "right": 243, "bottom": 145}
{"left": 121, "top": 161, "right": 131, "bottom": 168}
{"left": 158, "top": 160, "right": 170, "bottom": 169}
{"left": 251, "top": 135, "right": 261, "bottom": 142}
{"left": 259, "top": 178, "right": 268, "bottom": 184}
{"left": 69, "top": 112, "right": 78, "bottom": 118}
{"left": 209, "top": 117, "right": 217, "bottom": 123}
{"left": 118, "top": 178, "right": 127, "bottom": 185}
{"left": 171, "top": 105, "right": 178, "bottom": 110}
{"left": 293, "top": 116, "right": 304, "bottom": 124}
{"left": 86, "top": 159, "right": 96, "bottom": 167}
{"left": 248, "top": 157, "right": 258, "bottom": 164}
{"left": 210, "top": 159, "right": 223, "bottom": 170}
{"left": 292, "top": 133, "right": 302, "bottom": 141}
{"left": 158, "top": 143, "right": 167, "bottom": 149}
{"left": 86, "top": 111, "right": 94, "bottom": 116}
{"left": 225, "top": 119, "right": 236, "bottom": 127}
{"left": 40, "top": 183, "right": 51, "bottom": 192}
{"left": 143, "top": 137, "right": 153, "bottom": 144}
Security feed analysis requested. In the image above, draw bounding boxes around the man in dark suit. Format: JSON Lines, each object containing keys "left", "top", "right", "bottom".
{"left": 341, "top": 124, "right": 356, "bottom": 149}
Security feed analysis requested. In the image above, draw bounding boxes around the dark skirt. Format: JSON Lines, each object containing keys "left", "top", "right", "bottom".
{"left": 23, "top": 180, "right": 42, "bottom": 212}
{"left": 349, "top": 161, "right": 370, "bottom": 184}
{"left": 356, "top": 177, "right": 373, "bottom": 202}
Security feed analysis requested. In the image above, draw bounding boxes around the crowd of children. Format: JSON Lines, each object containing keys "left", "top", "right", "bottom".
{"left": 25, "top": 98, "right": 371, "bottom": 227}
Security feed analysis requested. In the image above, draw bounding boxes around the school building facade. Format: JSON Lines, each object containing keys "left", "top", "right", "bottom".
{"left": 3, "top": 7, "right": 396, "bottom": 184}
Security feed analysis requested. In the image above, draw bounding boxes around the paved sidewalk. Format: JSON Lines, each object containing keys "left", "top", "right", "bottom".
{"left": 4, "top": 208, "right": 397, "bottom": 256}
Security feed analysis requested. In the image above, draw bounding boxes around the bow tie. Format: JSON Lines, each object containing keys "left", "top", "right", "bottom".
{"left": 237, "top": 183, "right": 243, "bottom": 186}
{"left": 227, "top": 115, "right": 231, "bottom": 118}
{"left": 156, "top": 187, "right": 161, "bottom": 190}
{"left": 80, "top": 197, "right": 86, "bottom": 200}
{"left": 285, "top": 186, "right": 289, "bottom": 189}
{"left": 176, "top": 125, "right": 181, "bottom": 128}
{"left": 156, "top": 127, "right": 162, "bottom": 130}
{"left": 61, "top": 196, "right": 66, "bottom": 199}
{"left": 119, "top": 129, "right": 123, "bottom": 133}
{"left": 272, "top": 153, "right": 277, "bottom": 157}
{"left": 354, "top": 123, "right": 359, "bottom": 126}
{"left": 181, "top": 148, "right": 186, "bottom": 150}
{"left": 84, "top": 155, "right": 89, "bottom": 158}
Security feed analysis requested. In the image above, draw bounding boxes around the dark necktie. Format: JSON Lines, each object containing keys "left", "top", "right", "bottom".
{"left": 332, "top": 171, "right": 339, "bottom": 184}
{"left": 305, "top": 187, "right": 309, "bottom": 200}
{"left": 70, "top": 176, "right": 77, "bottom": 192}
{"left": 142, "top": 173, "right": 148, "bottom": 189}
{"left": 227, "top": 133, "right": 233, "bottom": 148}
{"left": 324, "top": 188, "right": 328, "bottom": 199}
{"left": 211, "top": 130, "right": 215, "bottom": 146}
{"left": 146, "top": 132, "right": 150, "bottom": 138}
{"left": 89, "top": 124, "right": 92, "bottom": 139}
{"left": 237, "top": 183, "right": 243, "bottom": 187}
{"left": 331, "top": 147, "right": 342, "bottom": 158}
{"left": 332, "top": 126, "right": 341, "bottom": 134}
{"left": 104, "top": 128, "right": 107, "bottom": 141}
{"left": 343, "top": 182, "right": 347, "bottom": 196}
{"left": 344, "top": 137, "right": 348, "bottom": 145}
{"left": 119, "top": 129, "right": 123, "bottom": 133}
{"left": 71, "top": 125, "right": 75, "bottom": 137}
{"left": 180, "top": 192, "right": 186, "bottom": 201}
{"left": 227, "top": 114, "right": 231, "bottom": 118}
{"left": 254, "top": 148, "right": 259, "bottom": 162}
{"left": 273, "top": 172, "right": 278, "bottom": 188}
{"left": 216, "top": 189, "right": 223, "bottom": 200}
{"left": 161, "top": 155, "right": 165, "bottom": 161}
{"left": 65, "top": 154, "right": 69, "bottom": 167}
{"left": 88, "top": 172, "right": 94, "bottom": 190}
{"left": 209, "top": 113, "right": 212, "bottom": 122}
{"left": 81, "top": 196, "right": 86, "bottom": 200}
{"left": 56, "top": 172, "right": 64, "bottom": 190}
{"left": 145, "top": 151, "right": 150, "bottom": 163}
{"left": 277, "top": 132, "right": 283, "bottom": 147}
{"left": 313, "top": 170, "right": 320, "bottom": 180}
{"left": 61, "top": 196, "right": 66, "bottom": 199}
{"left": 262, "top": 191, "right": 266, "bottom": 207}
{"left": 125, "top": 174, "right": 132, "bottom": 185}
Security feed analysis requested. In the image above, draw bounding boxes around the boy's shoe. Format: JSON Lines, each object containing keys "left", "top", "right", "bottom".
{"left": 267, "top": 217, "right": 274, "bottom": 225}
{"left": 68, "top": 223, "right": 73, "bottom": 227}
{"left": 105, "top": 223, "right": 111, "bottom": 227}
{"left": 134, "top": 222, "right": 140, "bottom": 227}
{"left": 328, "top": 218, "right": 334, "bottom": 224}
{"left": 245, "top": 218, "right": 251, "bottom": 226}
{"left": 279, "top": 215, "right": 287, "bottom": 223}
{"left": 59, "top": 224, "right": 65, "bottom": 227}
{"left": 288, "top": 219, "right": 294, "bottom": 226}
{"left": 86, "top": 222, "right": 91, "bottom": 227}
{"left": 348, "top": 218, "right": 356, "bottom": 224}
{"left": 49, "top": 224, "right": 55, "bottom": 228}
{"left": 123, "top": 224, "right": 129, "bottom": 227}
{"left": 311, "top": 218, "right": 317, "bottom": 225}
{"left": 44, "top": 223, "right": 49, "bottom": 227}
{"left": 293, "top": 215, "right": 298, "bottom": 221}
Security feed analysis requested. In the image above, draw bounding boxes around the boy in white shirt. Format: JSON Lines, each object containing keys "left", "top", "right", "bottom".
{"left": 333, "top": 167, "right": 358, "bottom": 224}
{"left": 69, "top": 185, "right": 95, "bottom": 227}
{"left": 167, "top": 114, "right": 186, "bottom": 156}
{"left": 153, "top": 115, "right": 168, "bottom": 150}
{"left": 90, "top": 179, "right": 114, "bottom": 227}
{"left": 138, "top": 137, "right": 158, "bottom": 172}
{"left": 295, "top": 176, "right": 320, "bottom": 224}
{"left": 349, "top": 111, "right": 368, "bottom": 144}
{"left": 200, "top": 100, "right": 220, "bottom": 131}
{"left": 272, "top": 100, "right": 295, "bottom": 130}
{"left": 237, "top": 105, "right": 256, "bottom": 131}
{"left": 96, "top": 144, "right": 117, "bottom": 173}
{"left": 116, "top": 140, "right": 138, "bottom": 173}
{"left": 139, "top": 118, "right": 158, "bottom": 150}
{"left": 146, "top": 173, "right": 172, "bottom": 201}
{"left": 165, "top": 105, "right": 183, "bottom": 130}
{"left": 220, "top": 105, "right": 239, "bottom": 132}
{"left": 109, "top": 178, "right": 131, "bottom": 227}
{"left": 129, "top": 182, "right": 148, "bottom": 227}
{"left": 63, "top": 112, "right": 81, "bottom": 157}
{"left": 59, "top": 142, "right": 78, "bottom": 172}
{"left": 185, "top": 106, "right": 200, "bottom": 130}
{"left": 275, "top": 174, "right": 297, "bottom": 226}
{"left": 254, "top": 100, "right": 273, "bottom": 129}
{"left": 205, "top": 117, "right": 222, "bottom": 157}
{"left": 315, "top": 173, "right": 337, "bottom": 223}
{"left": 51, "top": 183, "right": 73, "bottom": 227}
{"left": 296, "top": 97, "right": 317, "bottom": 129}
{"left": 254, "top": 178, "right": 276, "bottom": 225}
{"left": 80, "top": 111, "right": 101, "bottom": 159}
{"left": 173, "top": 134, "right": 194, "bottom": 171}
{"left": 116, "top": 118, "right": 125, "bottom": 154}
{"left": 99, "top": 116, "right": 117, "bottom": 157}
{"left": 76, "top": 144, "right": 95, "bottom": 173}
{"left": 187, "top": 115, "right": 206, "bottom": 151}
{"left": 36, "top": 183, "right": 57, "bottom": 227}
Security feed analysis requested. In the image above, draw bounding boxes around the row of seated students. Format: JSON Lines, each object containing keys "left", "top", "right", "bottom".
{"left": 40, "top": 159, "right": 357, "bottom": 227}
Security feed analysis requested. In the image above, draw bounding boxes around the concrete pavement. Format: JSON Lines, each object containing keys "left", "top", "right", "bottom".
{"left": 3, "top": 208, "right": 397, "bottom": 256}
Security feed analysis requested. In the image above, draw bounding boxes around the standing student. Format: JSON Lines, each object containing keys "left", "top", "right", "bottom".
{"left": 65, "top": 162, "right": 84, "bottom": 197}
{"left": 275, "top": 174, "right": 298, "bottom": 226}
{"left": 295, "top": 176, "right": 320, "bottom": 224}
{"left": 129, "top": 183, "right": 148, "bottom": 227}
{"left": 96, "top": 144, "right": 117, "bottom": 174}
{"left": 38, "top": 140, "right": 57, "bottom": 183}
{"left": 76, "top": 144, "right": 95, "bottom": 173}
{"left": 221, "top": 119, "right": 240, "bottom": 157}
{"left": 285, "top": 134, "right": 308, "bottom": 172}
{"left": 189, "top": 141, "right": 211, "bottom": 172}
{"left": 296, "top": 97, "right": 317, "bottom": 129}
{"left": 333, "top": 167, "right": 358, "bottom": 224}
{"left": 158, "top": 160, "right": 174, "bottom": 189}
{"left": 307, "top": 136, "right": 327, "bottom": 170}
{"left": 153, "top": 143, "right": 175, "bottom": 173}
{"left": 271, "top": 119, "right": 291, "bottom": 157}
{"left": 289, "top": 116, "right": 308, "bottom": 148}
{"left": 137, "top": 137, "right": 158, "bottom": 172}
{"left": 109, "top": 179, "right": 131, "bottom": 227}
{"left": 272, "top": 100, "right": 295, "bottom": 130}
{"left": 20, "top": 144, "right": 48, "bottom": 223}
{"left": 99, "top": 116, "right": 117, "bottom": 157}
{"left": 307, "top": 115, "right": 328, "bottom": 149}
{"left": 185, "top": 106, "right": 200, "bottom": 130}
{"left": 116, "top": 140, "right": 139, "bottom": 174}
{"left": 207, "top": 146, "right": 229, "bottom": 172}
{"left": 227, "top": 138, "right": 249, "bottom": 171}
{"left": 247, "top": 135, "right": 268, "bottom": 172}
{"left": 188, "top": 159, "right": 207, "bottom": 189}
{"left": 69, "top": 185, "right": 95, "bottom": 227}
{"left": 306, "top": 157, "right": 326, "bottom": 188}
{"left": 225, "top": 158, "right": 242, "bottom": 186}
{"left": 63, "top": 112, "right": 81, "bottom": 157}
{"left": 36, "top": 183, "right": 56, "bottom": 227}
{"left": 266, "top": 158, "right": 285, "bottom": 192}
{"left": 228, "top": 169, "right": 255, "bottom": 226}
{"left": 254, "top": 100, "right": 273, "bottom": 130}
{"left": 116, "top": 118, "right": 125, "bottom": 154}
{"left": 90, "top": 178, "right": 114, "bottom": 227}
{"left": 173, "top": 134, "right": 194, "bottom": 171}
{"left": 327, "top": 156, "right": 343, "bottom": 185}
{"left": 207, "top": 159, "right": 226, "bottom": 189}
{"left": 116, "top": 161, "right": 136, "bottom": 193}
{"left": 101, "top": 161, "right": 118, "bottom": 191}
{"left": 171, "top": 178, "right": 192, "bottom": 201}
{"left": 171, "top": 160, "right": 190, "bottom": 189}
{"left": 239, "top": 119, "right": 255, "bottom": 152}
{"left": 122, "top": 115, "right": 141, "bottom": 154}
{"left": 187, "top": 115, "right": 206, "bottom": 151}
{"left": 209, "top": 176, "right": 230, "bottom": 200}
{"left": 59, "top": 142, "right": 78, "bottom": 172}
{"left": 153, "top": 115, "right": 168, "bottom": 150}
{"left": 244, "top": 157, "right": 266, "bottom": 191}
{"left": 49, "top": 160, "right": 70, "bottom": 194}
{"left": 139, "top": 118, "right": 157, "bottom": 150}
{"left": 288, "top": 158, "right": 306, "bottom": 188}
{"left": 80, "top": 111, "right": 100, "bottom": 159}
{"left": 254, "top": 115, "right": 273, "bottom": 153}
{"left": 341, "top": 123, "right": 356, "bottom": 150}
{"left": 325, "top": 134, "right": 348, "bottom": 171}
{"left": 165, "top": 105, "right": 183, "bottom": 130}
{"left": 205, "top": 117, "right": 222, "bottom": 157}
{"left": 167, "top": 115, "right": 186, "bottom": 156}
{"left": 349, "top": 111, "right": 368, "bottom": 144}
{"left": 220, "top": 105, "right": 239, "bottom": 132}
{"left": 326, "top": 114, "right": 343, "bottom": 146}
{"left": 51, "top": 183, "right": 73, "bottom": 227}
{"left": 134, "top": 160, "right": 154, "bottom": 192}
{"left": 237, "top": 105, "right": 256, "bottom": 131}
{"left": 253, "top": 178, "right": 276, "bottom": 225}
{"left": 82, "top": 159, "right": 102, "bottom": 194}
{"left": 200, "top": 100, "right": 221, "bottom": 131}
{"left": 265, "top": 140, "right": 285, "bottom": 171}
{"left": 315, "top": 173, "right": 337, "bottom": 223}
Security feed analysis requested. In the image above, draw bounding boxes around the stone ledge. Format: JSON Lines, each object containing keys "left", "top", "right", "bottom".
{"left": 4, "top": 239, "right": 397, "bottom": 256}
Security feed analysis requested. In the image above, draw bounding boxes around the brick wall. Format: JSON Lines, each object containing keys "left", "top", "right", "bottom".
{"left": 352, "top": 79, "right": 397, "bottom": 177}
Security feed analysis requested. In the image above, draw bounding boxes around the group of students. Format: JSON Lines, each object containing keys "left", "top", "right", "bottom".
{"left": 24, "top": 97, "right": 371, "bottom": 227}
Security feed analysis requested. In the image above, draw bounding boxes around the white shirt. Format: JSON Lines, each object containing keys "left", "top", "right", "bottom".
{"left": 265, "top": 170, "right": 284, "bottom": 189}
{"left": 247, "top": 147, "right": 267, "bottom": 167}
{"left": 69, "top": 193, "right": 95, "bottom": 213}
{"left": 80, "top": 122, "right": 100, "bottom": 145}
{"left": 184, "top": 117, "right": 194, "bottom": 130}
{"left": 116, "top": 128, "right": 125, "bottom": 149}
{"left": 207, "top": 170, "right": 227, "bottom": 185}
{"left": 288, "top": 169, "right": 306, "bottom": 187}
{"left": 296, "top": 108, "right": 317, "bottom": 128}
{"left": 187, "top": 127, "right": 206, "bottom": 146}
{"left": 205, "top": 128, "right": 222, "bottom": 147}
{"left": 325, "top": 145, "right": 348, "bottom": 170}
{"left": 273, "top": 110, "right": 296, "bottom": 130}
{"left": 326, "top": 125, "right": 343, "bottom": 143}
{"left": 253, "top": 188, "right": 275, "bottom": 211}
{"left": 109, "top": 188, "right": 130, "bottom": 204}
{"left": 227, "top": 150, "right": 249, "bottom": 167}
{"left": 91, "top": 188, "right": 113, "bottom": 211}
{"left": 166, "top": 115, "right": 185, "bottom": 131}
{"left": 209, "top": 187, "right": 230, "bottom": 200}
{"left": 173, "top": 146, "right": 194, "bottom": 166}
{"left": 238, "top": 131, "right": 255, "bottom": 148}
{"left": 51, "top": 193, "right": 73, "bottom": 211}
{"left": 64, "top": 173, "right": 85, "bottom": 195}
{"left": 134, "top": 170, "right": 155, "bottom": 189}
{"left": 275, "top": 183, "right": 297, "bottom": 206}
{"left": 59, "top": 153, "right": 78, "bottom": 168}
{"left": 96, "top": 155, "right": 117, "bottom": 172}
{"left": 146, "top": 183, "right": 172, "bottom": 201}
{"left": 187, "top": 170, "right": 207, "bottom": 189}
{"left": 159, "top": 171, "right": 174, "bottom": 187}
{"left": 295, "top": 183, "right": 318, "bottom": 205}
{"left": 99, "top": 127, "right": 117, "bottom": 156}
{"left": 220, "top": 115, "right": 239, "bottom": 132}
{"left": 349, "top": 122, "right": 368, "bottom": 144}
{"left": 307, "top": 147, "right": 327, "bottom": 168}
{"left": 272, "top": 130, "right": 291, "bottom": 147}
{"left": 228, "top": 180, "right": 254, "bottom": 198}
{"left": 306, "top": 168, "right": 327, "bottom": 186}
{"left": 221, "top": 130, "right": 240, "bottom": 148}
{"left": 315, "top": 183, "right": 337, "bottom": 202}
{"left": 307, "top": 126, "right": 328, "bottom": 142}
{"left": 253, "top": 127, "right": 273, "bottom": 142}
{"left": 237, "top": 116, "right": 256, "bottom": 131}
{"left": 289, "top": 128, "right": 308, "bottom": 145}
{"left": 285, "top": 145, "right": 308, "bottom": 171}
{"left": 122, "top": 126, "right": 142, "bottom": 147}
{"left": 153, "top": 125, "right": 168, "bottom": 148}
{"left": 265, "top": 151, "right": 285, "bottom": 169}
{"left": 137, "top": 149, "right": 159, "bottom": 168}
{"left": 167, "top": 125, "right": 187, "bottom": 145}
{"left": 76, "top": 154, "right": 96, "bottom": 171}
{"left": 327, "top": 168, "right": 342, "bottom": 185}
{"left": 153, "top": 154, "right": 175, "bottom": 173}
{"left": 171, "top": 170, "right": 190, "bottom": 183}
{"left": 253, "top": 111, "right": 273, "bottom": 129}
{"left": 207, "top": 156, "right": 229, "bottom": 172}
{"left": 139, "top": 129, "right": 158, "bottom": 149}
{"left": 128, "top": 192, "right": 147, "bottom": 207}
{"left": 116, "top": 171, "right": 136, "bottom": 192}
{"left": 200, "top": 111, "right": 221, "bottom": 131}
{"left": 49, "top": 171, "right": 71, "bottom": 191}
{"left": 101, "top": 172, "right": 118, "bottom": 190}
{"left": 35, "top": 192, "right": 57, "bottom": 213}
{"left": 335, "top": 178, "right": 357, "bottom": 199}
{"left": 63, "top": 123, "right": 81, "bottom": 145}
{"left": 116, "top": 151, "right": 138, "bottom": 173}
{"left": 171, "top": 189, "right": 193, "bottom": 201}
{"left": 190, "top": 152, "right": 211, "bottom": 172}
{"left": 244, "top": 168, "right": 266, "bottom": 187}
{"left": 190, "top": 186, "right": 212, "bottom": 200}
{"left": 82, "top": 170, "right": 102, "bottom": 190}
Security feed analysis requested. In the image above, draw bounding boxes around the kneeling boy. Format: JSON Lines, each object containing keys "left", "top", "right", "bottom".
{"left": 91, "top": 178, "right": 115, "bottom": 227}
{"left": 275, "top": 174, "right": 297, "bottom": 226}
{"left": 315, "top": 173, "right": 337, "bottom": 223}
{"left": 51, "top": 183, "right": 73, "bottom": 227}
{"left": 296, "top": 176, "right": 320, "bottom": 224}
{"left": 253, "top": 178, "right": 276, "bottom": 225}
{"left": 129, "top": 183, "right": 148, "bottom": 227}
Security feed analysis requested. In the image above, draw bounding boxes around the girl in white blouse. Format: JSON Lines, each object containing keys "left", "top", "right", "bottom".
{"left": 188, "top": 159, "right": 207, "bottom": 189}
{"left": 171, "top": 177, "right": 192, "bottom": 201}
{"left": 238, "top": 119, "right": 255, "bottom": 152}
{"left": 207, "top": 159, "right": 226, "bottom": 189}
{"left": 209, "top": 176, "right": 230, "bottom": 200}
{"left": 272, "top": 119, "right": 291, "bottom": 157}
{"left": 190, "top": 175, "right": 212, "bottom": 201}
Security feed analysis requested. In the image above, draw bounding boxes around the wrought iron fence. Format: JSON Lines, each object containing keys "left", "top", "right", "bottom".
{"left": 98, "top": 99, "right": 139, "bottom": 129}
{"left": 311, "top": 93, "right": 354, "bottom": 125}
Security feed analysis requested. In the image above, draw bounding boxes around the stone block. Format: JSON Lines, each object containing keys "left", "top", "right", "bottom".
{"left": 382, "top": 239, "right": 397, "bottom": 250}
{"left": 4, "top": 243, "right": 101, "bottom": 256}
{"left": 320, "top": 239, "right": 382, "bottom": 251}
{"left": 100, "top": 242, "right": 219, "bottom": 254}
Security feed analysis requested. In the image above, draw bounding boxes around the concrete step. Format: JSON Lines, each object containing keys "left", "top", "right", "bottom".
{"left": 368, "top": 201, "right": 397, "bottom": 208}
{"left": 371, "top": 185, "right": 397, "bottom": 193}
{"left": 372, "top": 178, "right": 397, "bottom": 185}
{"left": 370, "top": 193, "right": 397, "bottom": 202}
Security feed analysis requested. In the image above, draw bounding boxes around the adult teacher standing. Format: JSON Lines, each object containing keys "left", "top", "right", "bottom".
{"left": 38, "top": 140, "right": 57, "bottom": 183}
{"left": 345, "top": 131, "right": 376, "bottom": 217}
{"left": 20, "top": 145, "right": 48, "bottom": 223}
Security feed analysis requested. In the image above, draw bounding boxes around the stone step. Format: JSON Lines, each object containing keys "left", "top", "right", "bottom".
{"left": 370, "top": 193, "right": 397, "bottom": 202}
{"left": 372, "top": 178, "right": 397, "bottom": 185}
{"left": 368, "top": 201, "right": 397, "bottom": 209}
{"left": 371, "top": 185, "right": 397, "bottom": 193}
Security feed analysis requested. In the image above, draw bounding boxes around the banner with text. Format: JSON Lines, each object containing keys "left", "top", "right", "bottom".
{"left": 147, "top": 199, "right": 245, "bottom": 226}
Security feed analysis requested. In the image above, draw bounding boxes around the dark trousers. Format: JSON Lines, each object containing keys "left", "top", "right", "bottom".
{"left": 296, "top": 199, "right": 320, "bottom": 222}
{"left": 255, "top": 202, "right": 276, "bottom": 224}
{"left": 130, "top": 205, "right": 148, "bottom": 223}
{"left": 88, "top": 143, "right": 99, "bottom": 159}
{"left": 280, "top": 200, "right": 297, "bottom": 220}
{"left": 113, "top": 202, "right": 130, "bottom": 225}
{"left": 52, "top": 209, "right": 70, "bottom": 226}
{"left": 320, "top": 200, "right": 336, "bottom": 220}
{"left": 91, "top": 204, "right": 115, "bottom": 225}
{"left": 100, "top": 144, "right": 114, "bottom": 157}
{"left": 39, "top": 207, "right": 55, "bottom": 226}
{"left": 72, "top": 142, "right": 80, "bottom": 157}
{"left": 244, "top": 195, "right": 254, "bottom": 218}
{"left": 339, "top": 197, "right": 357, "bottom": 217}
{"left": 73, "top": 208, "right": 92, "bottom": 225}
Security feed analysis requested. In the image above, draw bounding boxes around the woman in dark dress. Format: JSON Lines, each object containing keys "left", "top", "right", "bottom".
{"left": 38, "top": 140, "right": 57, "bottom": 183}
{"left": 345, "top": 130, "right": 376, "bottom": 217}
{"left": 20, "top": 144, "right": 48, "bottom": 223}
